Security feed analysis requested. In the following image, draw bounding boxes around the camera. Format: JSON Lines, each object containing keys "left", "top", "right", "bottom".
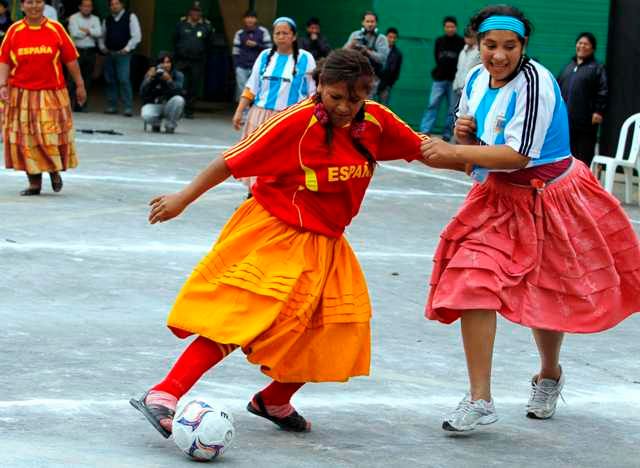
{"left": 155, "top": 66, "right": 165, "bottom": 78}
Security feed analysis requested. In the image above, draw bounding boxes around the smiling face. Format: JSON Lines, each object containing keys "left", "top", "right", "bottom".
{"left": 575, "top": 36, "right": 594, "bottom": 60}
{"left": 318, "top": 80, "right": 370, "bottom": 128}
{"left": 21, "top": 0, "right": 45, "bottom": 20}
{"left": 480, "top": 30, "right": 524, "bottom": 86}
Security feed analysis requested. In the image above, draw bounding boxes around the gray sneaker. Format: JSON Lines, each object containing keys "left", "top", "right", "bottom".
{"left": 526, "top": 368, "right": 565, "bottom": 419}
{"left": 442, "top": 394, "right": 499, "bottom": 432}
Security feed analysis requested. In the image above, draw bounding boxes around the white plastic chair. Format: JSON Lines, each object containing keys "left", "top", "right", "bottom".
{"left": 590, "top": 113, "right": 640, "bottom": 204}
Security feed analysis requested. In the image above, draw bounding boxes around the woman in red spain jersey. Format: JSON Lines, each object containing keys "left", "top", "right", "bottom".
{"left": 0, "top": 0, "right": 85, "bottom": 196}
{"left": 130, "top": 49, "right": 427, "bottom": 438}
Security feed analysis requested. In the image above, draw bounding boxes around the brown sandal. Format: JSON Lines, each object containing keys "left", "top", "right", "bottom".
{"left": 129, "top": 391, "right": 175, "bottom": 439}
{"left": 247, "top": 393, "right": 311, "bottom": 432}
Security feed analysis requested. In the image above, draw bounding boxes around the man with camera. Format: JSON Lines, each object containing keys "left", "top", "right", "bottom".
{"left": 344, "top": 11, "right": 389, "bottom": 97}
{"left": 140, "top": 52, "right": 186, "bottom": 134}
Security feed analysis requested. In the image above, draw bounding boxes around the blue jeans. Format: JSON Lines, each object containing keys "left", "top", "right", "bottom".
{"left": 104, "top": 53, "right": 133, "bottom": 112}
{"left": 420, "top": 80, "right": 454, "bottom": 138}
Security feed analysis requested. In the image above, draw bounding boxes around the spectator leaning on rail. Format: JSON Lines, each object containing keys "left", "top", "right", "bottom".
{"left": 140, "top": 52, "right": 186, "bottom": 134}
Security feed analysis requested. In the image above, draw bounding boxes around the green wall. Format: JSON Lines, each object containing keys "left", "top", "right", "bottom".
{"left": 277, "top": 0, "right": 610, "bottom": 129}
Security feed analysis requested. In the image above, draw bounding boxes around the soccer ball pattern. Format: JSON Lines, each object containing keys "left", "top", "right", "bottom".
{"left": 172, "top": 399, "right": 235, "bottom": 461}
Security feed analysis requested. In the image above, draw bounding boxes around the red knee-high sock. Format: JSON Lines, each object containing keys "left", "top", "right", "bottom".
{"left": 259, "top": 381, "right": 305, "bottom": 406}
{"left": 152, "top": 337, "right": 236, "bottom": 399}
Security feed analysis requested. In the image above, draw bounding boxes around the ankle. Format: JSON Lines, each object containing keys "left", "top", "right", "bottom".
{"left": 538, "top": 365, "right": 562, "bottom": 382}
{"left": 146, "top": 389, "right": 178, "bottom": 410}
{"left": 469, "top": 388, "right": 492, "bottom": 402}
{"left": 252, "top": 398, "right": 294, "bottom": 418}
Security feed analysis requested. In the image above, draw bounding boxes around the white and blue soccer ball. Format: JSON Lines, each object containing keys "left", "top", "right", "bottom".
{"left": 172, "top": 398, "right": 235, "bottom": 461}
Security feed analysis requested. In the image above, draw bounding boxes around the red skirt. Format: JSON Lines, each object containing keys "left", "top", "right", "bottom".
{"left": 426, "top": 159, "right": 640, "bottom": 333}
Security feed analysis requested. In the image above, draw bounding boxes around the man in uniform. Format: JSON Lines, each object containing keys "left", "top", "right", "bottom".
{"left": 173, "top": 2, "right": 213, "bottom": 118}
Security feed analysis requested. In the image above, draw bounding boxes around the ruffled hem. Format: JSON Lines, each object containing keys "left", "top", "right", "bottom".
{"left": 3, "top": 87, "right": 77, "bottom": 174}
{"left": 426, "top": 159, "right": 640, "bottom": 333}
{"left": 167, "top": 198, "right": 372, "bottom": 382}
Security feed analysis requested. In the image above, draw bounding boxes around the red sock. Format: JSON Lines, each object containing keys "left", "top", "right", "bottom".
{"left": 259, "top": 381, "right": 305, "bottom": 406}
{"left": 152, "top": 336, "right": 236, "bottom": 399}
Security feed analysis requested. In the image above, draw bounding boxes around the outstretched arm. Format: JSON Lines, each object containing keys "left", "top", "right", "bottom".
{"left": 149, "top": 155, "right": 232, "bottom": 224}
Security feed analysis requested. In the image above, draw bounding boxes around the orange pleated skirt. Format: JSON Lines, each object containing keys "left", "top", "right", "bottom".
{"left": 167, "top": 198, "right": 372, "bottom": 382}
{"left": 3, "top": 87, "right": 78, "bottom": 174}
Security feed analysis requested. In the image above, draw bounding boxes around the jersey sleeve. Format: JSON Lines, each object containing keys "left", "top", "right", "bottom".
{"left": 223, "top": 102, "right": 312, "bottom": 178}
{"left": 504, "top": 64, "right": 556, "bottom": 159}
{"left": 372, "top": 104, "right": 427, "bottom": 162}
{"left": 0, "top": 25, "right": 16, "bottom": 64}
{"left": 56, "top": 23, "right": 79, "bottom": 63}
{"left": 244, "top": 50, "right": 266, "bottom": 96}
{"left": 303, "top": 52, "right": 316, "bottom": 96}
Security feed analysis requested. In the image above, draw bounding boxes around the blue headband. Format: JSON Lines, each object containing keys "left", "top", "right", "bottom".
{"left": 273, "top": 16, "right": 297, "bottom": 30}
{"left": 478, "top": 16, "right": 526, "bottom": 37}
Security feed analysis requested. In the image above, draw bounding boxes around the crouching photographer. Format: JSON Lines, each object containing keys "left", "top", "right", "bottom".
{"left": 140, "top": 52, "right": 186, "bottom": 133}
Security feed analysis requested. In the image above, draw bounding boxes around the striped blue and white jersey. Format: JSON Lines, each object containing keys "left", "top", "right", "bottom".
{"left": 245, "top": 48, "right": 316, "bottom": 111}
{"left": 458, "top": 59, "right": 571, "bottom": 169}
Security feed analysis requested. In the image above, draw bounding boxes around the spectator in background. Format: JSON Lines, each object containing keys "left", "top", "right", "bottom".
{"left": 419, "top": 16, "right": 464, "bottom": 141}
{"left": 449, "top": 26, "right": 480, "bottom": 140}
{"left": 99, "top": 0, "right": 141, "bottom": 117}
{"left": 344, "top": 11, "right": 389, "bottom": 97}
{"left": 376, "top": 27, "right": 403, "bottom": 106}
{"left": 173, "top": 2, "right": 213, "bottom": 119}
{"left": 232, "top": 10, "right": 271, "bottom": 102}
{"left": 68, "top": 0, "right": 102, "bottom": 112}
{"left": 44, "top": 0, "right": 58, "bottom": 21}
{"left": 0, "top": 1, "right": 13, "bottom": 43}
{"left": 298, "top": 17, "right": 331, "bottom": 61}
{"left": 557, "top": 32, "right": 608, "bottom": 167}
{"left": 140, "top": 52, "right": 185, "bottom": 134}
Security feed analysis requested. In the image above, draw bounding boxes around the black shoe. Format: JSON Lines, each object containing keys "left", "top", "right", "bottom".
{"left": 50, "top": 172, "right": 63, "bottom": 192}
{"left": 104, "top": 108, "right": 118, "bottom": 114}
{"left": 123, "top": 110, "right": 133, "bottom": 117}
{"left": 151, "top": 124, "right": 161, "bottom": 133}
{"left": 164, "top": 127, "right": 175, "bottom": 134}
{"left": 20, "top": 187, "right": 41, "bottom": 196}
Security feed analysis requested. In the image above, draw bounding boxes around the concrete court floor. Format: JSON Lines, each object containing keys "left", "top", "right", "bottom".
{"left": 1, "top": 111, "right": 639, "bottom": 468}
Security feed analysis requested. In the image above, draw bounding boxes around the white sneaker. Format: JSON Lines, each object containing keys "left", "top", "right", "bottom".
{"left": 526, "top": 368, "right": 565, "bottom": 419}
{"left": 442, "top": 394, "right": 499, "bottom": 432}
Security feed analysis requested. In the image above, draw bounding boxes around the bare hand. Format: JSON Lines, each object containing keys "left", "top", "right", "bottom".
{"left": 118, "top": 48, "right": 128, "bottom": 55}
{"left": 245, "top": 39, "right": 257, "bottom": 47}
{"left": 592, "top": 113, "right": 603, "bottom": 125}
{"left": 76, "top": 85, "right": 87, "bottom": 106}
{"left": 79, "top": 27, "right": 90, "bottom": 35}
{"left": 0, "top": 85, "right": 9, "bottom": 102}
{"left": 161, "top": 71, "right": 172, "bottom": 81}
{"left": 421, "top": 138, "right": 459, "bottom": 168}
{"left": 454, "top": 115, "right": 477, "bottom": 145}
{"left": 149, "top": 193, "right": 188, "bottom": 224}
{"left": 232, "top": 111, "right": 243, "bottom": 130}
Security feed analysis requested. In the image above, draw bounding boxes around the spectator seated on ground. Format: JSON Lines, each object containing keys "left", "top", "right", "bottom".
{"left": 140, "top": 52, "right": 185, "bottom": 133}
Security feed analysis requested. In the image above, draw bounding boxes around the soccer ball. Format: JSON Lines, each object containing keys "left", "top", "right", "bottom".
{"left": 172, "top": 399, "right": 235, "bottom": 461}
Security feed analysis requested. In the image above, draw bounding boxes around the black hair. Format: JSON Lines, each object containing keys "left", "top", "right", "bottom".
{"left": 576, "top": 32, "right": 597, "bottom": 51}
{"left": 306, "top": 17, "right": 320, "bottom": 27}
{"left": 469, "top": 4, "right": 533, "bottom": 46}
{"left": 443, "top": 16, "right": 457, "bottom": 26}
{"left": 243, "top": 9, "right": 257, "bottom": 18}
{"left": 316, "top": 49, "right": 377, "bottom": 171}
{"left": 362, "top": 10, "right": 378, "bottom": 21}
{"left": 262, "top": 21, "right": 299, "bottom": 77}
{"left": 156, "top": 51, "right": 173, "bottom": 65}
{"left": 386, "top": 27, "right": 398, "bottom": 36}
{"left": 0, "top": 0, "right": 9, "bottom": 8}
{"left": 463, "top": 26, "right": 475, "bottom": 38}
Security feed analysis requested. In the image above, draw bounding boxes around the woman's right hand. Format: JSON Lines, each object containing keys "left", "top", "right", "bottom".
{"left": 148, "top": 192, "right": 188, "bottom": 224}
{"left": 454, "top": 115, "right": 478, "bottom": 145}
{"left": 232, "top": 110, "right": 244, "bottom": 131}
{"left": 0, "top": 85, "right": 9, "bottom": 102}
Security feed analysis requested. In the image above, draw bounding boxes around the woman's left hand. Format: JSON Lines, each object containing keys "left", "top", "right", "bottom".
{"left": 421, "top": 137, "right": 460, "bottom": 168}
{"left": 592, "top": 112, "right": 603, "bottom": 125}
{"left": 76, "top": 85, "right": 87, "bottom": 107}
{"left": 0, "top": 85, "right": 8, "bottom": 102}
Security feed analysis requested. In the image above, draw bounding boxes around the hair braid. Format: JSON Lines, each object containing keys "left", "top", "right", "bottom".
{"left": 291, "top": 40, "right": 299, "bottom": 76}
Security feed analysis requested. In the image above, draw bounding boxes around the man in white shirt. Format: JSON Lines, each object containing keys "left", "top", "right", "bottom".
{"left": 68, "top": 0, "right": 102, "bottom": 111}
{"left": 43, "top": 1, "right": 58, "bottom": 21}
{"left": 99, "top": 0, "right": 142, "bottom": 116}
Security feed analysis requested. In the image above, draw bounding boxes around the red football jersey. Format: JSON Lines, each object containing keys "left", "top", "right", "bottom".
{"left": 224, "top": 98, "right": 426, "bottom": 237}
{"left": 0, "top": 18, "right": 79, "bottom": 90}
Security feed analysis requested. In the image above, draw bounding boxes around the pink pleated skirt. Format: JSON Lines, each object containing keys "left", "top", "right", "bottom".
{"left": 426, "top": 159, "right": 640, "bottom": 333}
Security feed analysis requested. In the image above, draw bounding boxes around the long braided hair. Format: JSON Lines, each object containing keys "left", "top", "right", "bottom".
{"left": 316, "top": 49, "right": 377, "bottom": 171}
{"left": 261, "top": 21, "right": 299, "bottom": 78}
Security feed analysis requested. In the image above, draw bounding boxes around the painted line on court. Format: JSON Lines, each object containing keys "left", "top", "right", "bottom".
{"left": 0, "top": 171, "right": 465, "bottom": 198}
{"left": 380, "top": 164, "right": 473, "bottom": 187}
{"left": 75, "top": 138, "right": 229, "bottom": 150}
{"left": 2, "top": 388, "right": 639, "bottom": 411}
{"left": 0, "top": 241, "right": 434, "bottom": 259}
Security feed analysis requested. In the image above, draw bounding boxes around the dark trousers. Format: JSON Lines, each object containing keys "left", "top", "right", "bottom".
{"left": 69, "top": 47, "right": 96, "bottom": 111}
{"left": 176, "top": 59, "right": 205, "bottom": 116}
{"left": 569, "top": 124, "right": 598, "bottom": 167}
